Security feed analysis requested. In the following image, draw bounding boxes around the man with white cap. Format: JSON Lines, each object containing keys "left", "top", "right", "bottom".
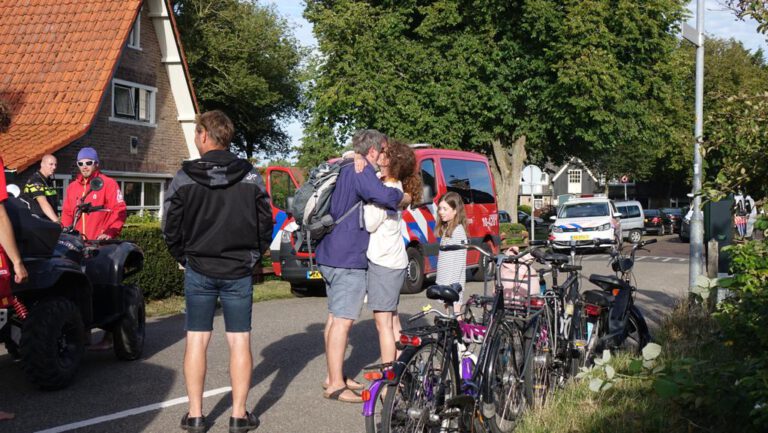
{"left": 61, "top": 147, "right": 127, "bottom": 240}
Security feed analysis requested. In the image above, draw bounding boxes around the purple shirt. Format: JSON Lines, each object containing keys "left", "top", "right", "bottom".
{"left": 315, "top": 164, "right": 403, "bottom": 269}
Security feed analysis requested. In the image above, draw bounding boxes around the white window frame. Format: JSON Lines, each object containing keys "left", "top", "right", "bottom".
{"left": 109, "top": 79, "right": 157, "bottom": 127}
{"left": 127, "top": 11, "right": 141, "bottom": 50}
{"left": 533, "top": 199, "right": 543, "bottom": 210}
{"left": 567, "top": 169, "right": 582, "bottom": 194}
{"left": 114, "top": 177, "right": 165, "bottom": 218}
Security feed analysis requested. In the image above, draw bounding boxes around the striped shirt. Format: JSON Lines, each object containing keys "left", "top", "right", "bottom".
{"left": 435, "top": 224, "right": 467, "bottom": 298}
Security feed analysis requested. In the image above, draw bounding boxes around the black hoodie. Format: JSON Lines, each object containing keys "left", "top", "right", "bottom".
{"left": 162, "top": 150, "right": 273, "bottom": 279}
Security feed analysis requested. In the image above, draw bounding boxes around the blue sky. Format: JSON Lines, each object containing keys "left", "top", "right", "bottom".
{"left": 263, "top": 0, "right": 768, "bottom": 153}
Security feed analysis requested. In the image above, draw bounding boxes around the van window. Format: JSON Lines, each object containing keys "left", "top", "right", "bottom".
{"left": 617, "top": 205, "right": 641, "bottom": 219}
{"left": 421, "top": 159, "right": 436, "bottom": 201}
{"left": 441, "top": 159, "right": 494, "bottom": 204}
{"left": 269, "top": 170, "right": 296, "bottom": 210}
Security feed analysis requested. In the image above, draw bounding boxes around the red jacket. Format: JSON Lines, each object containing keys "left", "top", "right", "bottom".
{"left": 60, "top": 170, "right": 127, "bottom": 240}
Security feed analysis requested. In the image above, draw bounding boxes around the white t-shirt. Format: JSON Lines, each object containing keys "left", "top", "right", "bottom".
{"left": 364, "top": 179, "right": 407, "bottom": 269}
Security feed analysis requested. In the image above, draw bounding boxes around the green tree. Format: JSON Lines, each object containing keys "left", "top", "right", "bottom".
{"left": 302, "top": 0, "right": 688, "bottom": 216}
{"left": 174, "top": 0, "right": 304, "bottom": 158}
{"left": 727, "top": 0, "right": 768, "bottom": 34}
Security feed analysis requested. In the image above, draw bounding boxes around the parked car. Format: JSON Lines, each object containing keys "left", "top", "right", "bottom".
{"left": 679, "top": 206, "right": 690, "bottom": 242}
{"left": 615, "top": 200, "right": 645, "bottom": 243}
{"left": 643, "top": 209, "right": 671, "bottom": 235}
{"left": 268, "top": 147, "right": 501, "bottom": 295}
{"left": 662, "top": 207, "right": 683, "bottom": 233}
{"left": 518, "top": 210, "right": 544, "bottom": 228}
{"left": 499, "top": 210, "right": 511, "bottom": 223}
{"left": 549, "top": 196, "right": 621, "bottom": 249}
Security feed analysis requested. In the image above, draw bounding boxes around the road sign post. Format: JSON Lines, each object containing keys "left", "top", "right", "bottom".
{"left": 522, "top": 165, "right": 543, "bottom": 242}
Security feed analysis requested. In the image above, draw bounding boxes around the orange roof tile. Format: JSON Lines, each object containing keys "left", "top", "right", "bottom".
{"left": 0, "top": 0, "right": 142, "bottom": 171}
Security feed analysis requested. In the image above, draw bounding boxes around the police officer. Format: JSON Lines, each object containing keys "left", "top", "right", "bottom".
{"left": 21, "top": 154, "right": 58, "bottom": 223}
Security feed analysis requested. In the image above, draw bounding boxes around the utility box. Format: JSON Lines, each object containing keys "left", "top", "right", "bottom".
{"left": 704, "top": 195, "right": 733, "bottom": 273}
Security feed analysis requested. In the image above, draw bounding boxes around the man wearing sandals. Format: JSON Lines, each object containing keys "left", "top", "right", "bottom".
{"left": 316, "top": 129, "right": 410, "bottom": 403}
{"left": 163, "top": 110, "right": 273, "bottom": 432}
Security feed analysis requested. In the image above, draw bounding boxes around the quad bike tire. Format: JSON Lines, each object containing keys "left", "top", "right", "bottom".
{"left": 20, "top": 297, "right": 85, "bottom": 390}
{"left": 114, "top": 285, "right": 146, "bottom": 361}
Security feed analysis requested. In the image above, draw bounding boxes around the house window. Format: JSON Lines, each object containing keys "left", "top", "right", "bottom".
{"left": 115, "top": 179, "right": 164, "bottom": 217}
{"left": 127, "top": 12, "right": 140, "bottom": 49}
{"left": 111, "top": 79, "right": 156, "bottom": 126}
{"left": 567, "top": 169, "right": 582, "bottom": 194}
{"left": 534, "top": 199, "right": 543, "bottom": 210}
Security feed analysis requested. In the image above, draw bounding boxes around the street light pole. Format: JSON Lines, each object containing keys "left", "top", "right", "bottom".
{"left": 689, "top": 0, "right": 706, "bottom": 290}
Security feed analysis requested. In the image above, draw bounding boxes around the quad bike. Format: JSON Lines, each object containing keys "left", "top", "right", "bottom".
{"left": 0, "top": 177, "right": 145, "bottom": 390}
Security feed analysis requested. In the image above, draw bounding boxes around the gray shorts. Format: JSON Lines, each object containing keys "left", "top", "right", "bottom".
{"left": 367, "top": 261, "right": 405, "bottom": 312}
{"left": 319, "top": 265, "right": 367, "bottom": 320}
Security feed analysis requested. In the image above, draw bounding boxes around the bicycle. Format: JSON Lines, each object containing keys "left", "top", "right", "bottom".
{"left": 374, "top": 243, "right": 552, "bottom": 433}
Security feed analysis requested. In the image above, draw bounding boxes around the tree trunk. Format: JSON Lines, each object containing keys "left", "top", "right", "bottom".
{"left": 490, "top": 135, "right": 527, "bottom": 223}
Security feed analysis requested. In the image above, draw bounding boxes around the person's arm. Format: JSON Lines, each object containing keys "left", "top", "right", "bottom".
{"left": 34, "top": 196, "right": 59, "bottom": 223}
{"left": 363, "top": 203, "right": 387, "bottom": 233}
{"left": 0, "top": 204, "right": 28, "bottom": 283}
{"left": 354, "top": 167, "right": 403, "bottom": 211}
{"left": 60, "top": 186, "right": 75, "bottom": 228}
{"left": 162, "top": 176, "right": 186, "bottom": 264}
{"left": 99, "top": 180, "right": 127, "bottom": 240}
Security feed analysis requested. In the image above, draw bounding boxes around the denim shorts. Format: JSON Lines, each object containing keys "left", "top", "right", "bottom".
{"left": 319, "top": 265, "right": 366, "bottom": 320}
{"left": 184, "top": 267, "right": 253, "bottom": 332}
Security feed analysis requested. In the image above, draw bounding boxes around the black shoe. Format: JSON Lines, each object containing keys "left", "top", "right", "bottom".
{"left": 229, "top": 411, "right": 259, "bottom": 433}
{"left": 180, "top": 413, "right": 206, "bottom": 433}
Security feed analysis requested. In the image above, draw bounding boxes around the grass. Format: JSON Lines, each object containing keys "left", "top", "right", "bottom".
{"left": 144, "top": 279, "right": 293, "bottom": 318}
{"left": 513, "top": 298, "right": 724, "bottom": 433}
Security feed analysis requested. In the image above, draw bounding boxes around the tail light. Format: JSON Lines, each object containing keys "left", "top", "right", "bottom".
{"left": 364, "top": 371, "right": 383, "bottom": 381}
{"left": 529, "top": 297, "right": 545, "bottom": 309}
{"left": 612, "top": 288, "right": 620, "bottom": 296}
{"left": 399, "top": 335, "right": 422, "bottom": 347}
{"left": 652, "top": 217, "right": 660, "bottom": 224}
{"left": 362, "top": 389, "right": 371, "bottom": 401}
{"left": 584, "top": 304, "right": 601, "bottom": 317}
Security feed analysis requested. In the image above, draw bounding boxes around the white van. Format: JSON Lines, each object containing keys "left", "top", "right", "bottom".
{"left": 615, "top": 200, "right": 645, "bottom": 243}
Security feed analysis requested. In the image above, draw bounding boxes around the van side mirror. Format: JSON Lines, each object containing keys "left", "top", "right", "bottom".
{"left": 285, "top": 196, "right": 295, "bottom": 215}
{"left": 419, "top": 185, "right": 434, "bottom": 206}
{"left": 549, "top": 215, "right": 557, "bottom": 221}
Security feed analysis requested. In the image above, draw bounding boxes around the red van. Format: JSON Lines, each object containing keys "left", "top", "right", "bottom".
{"left": 265, "top": 146, "right": 501, "bottom": 294}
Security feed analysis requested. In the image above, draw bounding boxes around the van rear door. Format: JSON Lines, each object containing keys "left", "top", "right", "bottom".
{"left": 264, "top": 166, "right": 301, "bottom": 276}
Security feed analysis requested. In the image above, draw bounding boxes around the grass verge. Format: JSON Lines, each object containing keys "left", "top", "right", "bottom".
{"left": 145, "top": 280, "right": 293, "bottom": 318}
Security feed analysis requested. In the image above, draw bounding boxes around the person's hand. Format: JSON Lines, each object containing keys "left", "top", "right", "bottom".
{"left": 96, "top": 233, "right": 111, "bottom": 240}
{"left": 399, "top": 193, "right": 412, "bottom": 209}
{"left": 12, "top": 261, "right": 28, "bottom": 284}
{"left": 354, "top": 153, "right": 367, "bottom": 173}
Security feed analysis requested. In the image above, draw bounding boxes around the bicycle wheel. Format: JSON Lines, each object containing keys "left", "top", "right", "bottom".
{"left": 483, "top": 322, "right": 526, "bottom": 433}
{"left": 365, "top": 379, "right": 387, "bottom": 433}
{"left": 568, "top": 308, "right": 589, "bottom": 378}
{"left": 524, "top": 315, "right": 553, "bottom": 409}
{"left": 381, "top": 342, "right": 458, "bottom": 433}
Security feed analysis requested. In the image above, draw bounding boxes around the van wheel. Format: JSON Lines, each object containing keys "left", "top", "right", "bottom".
{"left": 473, "top": 241, "right": 496, "bottom": 282}
{"left": 20, "top": 297, "right": 85, "bottom": 390}
{"left": 628, "top": 229, "right": 642, "bottom": 244}
{"left": 402, "top": 247, "right": 425, "bottom": 294}
{"left": 114, "top": 285, "right": 145, "bottom": 361}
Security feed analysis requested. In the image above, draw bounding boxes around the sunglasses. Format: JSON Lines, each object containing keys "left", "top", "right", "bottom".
{"left": 77, "top": 160, "right": 95, "bottom": 167}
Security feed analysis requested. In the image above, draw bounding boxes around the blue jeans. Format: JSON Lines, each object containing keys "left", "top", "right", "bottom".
{"left": 184, "top": 267, "right": 253, "bottom": 332}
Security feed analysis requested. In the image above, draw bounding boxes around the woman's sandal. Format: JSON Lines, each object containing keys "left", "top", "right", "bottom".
{"left": 321, "top": 375, "right": 365, "bottom": 391}
{"left": 323, "top": 386, "right": 363, "bottom": 403}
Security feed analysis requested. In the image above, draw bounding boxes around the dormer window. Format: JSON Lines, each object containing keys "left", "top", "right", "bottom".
{"left": 127, "top": 13, "right": 140, "bottom": 49}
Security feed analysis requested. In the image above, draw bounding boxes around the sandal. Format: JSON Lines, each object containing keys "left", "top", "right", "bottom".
{"left": 323, "top": 387, "right": 363, "bottom": 403}
{"left": 322, "top": 375, "right": 365, "bottom": 391}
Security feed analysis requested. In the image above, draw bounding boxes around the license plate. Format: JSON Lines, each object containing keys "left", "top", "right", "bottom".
{"left": 572, "top": 234, "right": 590, "bottom": 241}
{"left": 307, "top": 270, "right": 323, "bottom": 280}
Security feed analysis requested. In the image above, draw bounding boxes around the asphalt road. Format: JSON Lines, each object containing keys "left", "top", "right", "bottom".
{"left": 0, "top": 234, "right": 689, "bottom": 433}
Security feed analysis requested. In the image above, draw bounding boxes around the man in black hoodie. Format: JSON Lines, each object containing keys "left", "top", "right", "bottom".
{"left": 163, "top": 110, "right": 272, "bottom": 433}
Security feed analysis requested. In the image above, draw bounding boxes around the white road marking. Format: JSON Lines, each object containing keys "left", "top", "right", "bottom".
{"left": 635, "top": 256, "right": 646, "bottom": 261}
{"left": 662, "top": 258, "right": 672, "bottom": 262}
{"left": 34, "top": 386, "right": 233, "bottom": 433}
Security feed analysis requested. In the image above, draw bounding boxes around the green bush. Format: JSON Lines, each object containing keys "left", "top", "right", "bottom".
{"left": 518, "top": 204, "right": 532, "bottom": 216}
{"left": 121, "top": 223, "right": 185, "bottom": 300}
{"left": 500, "top": 222, "right": 527, "bottom": 245}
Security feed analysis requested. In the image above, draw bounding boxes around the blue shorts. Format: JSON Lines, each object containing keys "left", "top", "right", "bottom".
{"left": 184, "top": 267, "right": 253, "bottom": 332}
{"left": 319, "top": 265, "right": 366, "bottom": 320}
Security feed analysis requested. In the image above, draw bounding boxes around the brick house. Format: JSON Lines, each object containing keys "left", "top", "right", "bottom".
{"left": 0, "top": 0, "right": 198, "bottom": 217}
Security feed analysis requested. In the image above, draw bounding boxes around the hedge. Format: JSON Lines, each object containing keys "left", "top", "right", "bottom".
{"left": 518, "top": 204, "right": 532, "bottom": 216}
{"left": 500, "top": 222, "right": 528, "bottom": 245}
{"left": 121, "top": 223, "right": 185, "bottom": 300}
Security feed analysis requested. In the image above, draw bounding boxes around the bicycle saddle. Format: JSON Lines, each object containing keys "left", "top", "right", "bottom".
{"left": 588, "top": 274, "right": 632, "bottom": 292}
{"left": 426, "top": 283, "right": 462, "bottom": 304}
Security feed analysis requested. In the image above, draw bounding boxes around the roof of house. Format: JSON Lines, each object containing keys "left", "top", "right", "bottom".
{"left": 0, "top": 0, "right": 198, "bottom": 172}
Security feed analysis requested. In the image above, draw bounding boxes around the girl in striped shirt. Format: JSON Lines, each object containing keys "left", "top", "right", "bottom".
{"left": 435, "top": 191, "right": 468, "bottom": 314}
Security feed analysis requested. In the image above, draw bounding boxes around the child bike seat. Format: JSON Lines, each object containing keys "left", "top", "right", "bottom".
{"left": 426, "top": 283, "right": 462, "bottom": 304}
